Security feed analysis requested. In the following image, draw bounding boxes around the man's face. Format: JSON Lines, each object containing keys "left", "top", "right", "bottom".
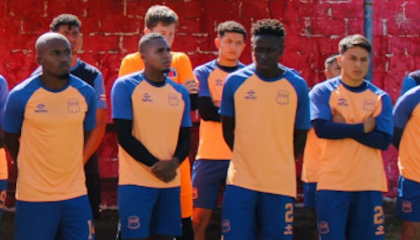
{"left": 55, "top": 25, "right": 82, "bottom": 55}
{"left": 38, "top": 38, "right": 72, "bottom": 79}
{"left": 252, "top": 35, "right": 284, "bottom": 71}
{"left": 142, "top": 38, "right": 172, "bottom": 73}
{"left": 216, "top": 32, "right": 246, "bottom": 62}
{"left": 338, "top": 46, "right": 370, "bottom": 82}
{"left": 325, "top": 60, "right": 341, "bottom": 79}
{"left": 145, "top": 23, "right": 176, "bottom": 47}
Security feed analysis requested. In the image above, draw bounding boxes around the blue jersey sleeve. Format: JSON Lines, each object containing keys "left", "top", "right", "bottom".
{"left": 0, "top": 76, "right": 9, "bottom": 126}
{"left": 195, "top": 66, "right": 211, "bottom": 98}
{"left": 293, "top": 79, "right": 311, "bottom": 130}
{"left": 393, "top": 88, "right": 420, "bottom": 129}
{"left": 3, "top": 90, "right": 26, "bottom": 134}
{"left": 78, "top": 85, "right": 96, "bottom": 131}
{"left": 401, "top": 76, "right": 417, "bottom": 96}
{"left": 180, "top": 86, "right": 192, "bottom": 127}
{"left": 111, "top": 79, "right": 133, "bottom": 120}
{"left": 220, "top": 75, "right": 236, "bottom": 117}
{"left": 30, "top": 66, "right": 42, "bottom": 77}
{"left": 93, "top": 72, "right": 107, "bottom": 109}
{"left": 310, "top": 83, "right": 332, "bottom": 121}
{"left": 375, "top": 93, "right": 394, "bottom": 135}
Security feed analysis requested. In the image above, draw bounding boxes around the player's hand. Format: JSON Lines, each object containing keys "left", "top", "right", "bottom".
{"left": 363, "top": 116, "right": 376, "bottom": 133}
{"left": 151, "top": 158, "right": 180, "bottom": 183}
{"left": 332, "top": 113, "right": 345, "bottom": 123}
{"left": 182, "top": 79, "right": 199, "bottom": 94}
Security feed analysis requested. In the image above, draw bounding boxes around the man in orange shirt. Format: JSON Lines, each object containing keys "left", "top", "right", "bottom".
{"left": 118, "top": 5, "right": 197, "bottom": 240}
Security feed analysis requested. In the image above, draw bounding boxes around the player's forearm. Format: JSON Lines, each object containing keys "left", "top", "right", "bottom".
{"left": 4, "top": 132, "right": 20, "bottom": 162}
{"left": 312, "top": 119, "right": 364, "bottom": 139}
{"left": 173, "top": 127, "right": 191, "bottom": 164}
{"left": 198, "top": 97, "right": 221, "bottom": 122}
{"left": 293, "top": 129, "right": 308, "bottom": 158}
{"left": 222, "top": 116, "right": 235, "bottom": 151}
{"left": 190, "top": 94, "right": 198, "bottom": 111}
{"left": 83, "top": 122, "right": 106, "bottom": 164}
{"left": 392, "top": 127, "right": 404, "bottom": 150}
{"left": 353, "top": 131, "right": 392, "bottom": 150}
{"left": 114, "top": 119, "right": 159, "bottom": 167}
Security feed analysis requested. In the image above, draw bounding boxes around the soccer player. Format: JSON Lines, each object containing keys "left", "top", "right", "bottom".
{"left": 118, "top": 5, "right": 196, "bottom": 240}
{"left": 0, "top": 75, "right": 8, "bottom": 224}
{"left": 310, "top": 34, "right": 393, "bottom": 240}
{"left": 400, "top": 70, "right": 420, "bottom": 96}
{"left": 301, "top": 54, "right": 340, "bottom": 239}
{"left": 4, "top": 33, "right": 96, "bottom": 240}
{"left": 392, "top": 87, "right": 420, "bottom": 240}
{"left": 192, "top": 21, "right": 246, "bottom": 240}
{"left": 220, "top": 19, "right": 311, "bottom": 240}
{"left": 32, "top": 14, "right": 107, "bottom": 219}
{"left": 111, "top": 33, "right": 191, "bottom": 240}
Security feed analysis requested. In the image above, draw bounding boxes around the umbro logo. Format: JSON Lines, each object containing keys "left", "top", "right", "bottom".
{"left": 35, "top": 103, "right": 48, "bottom": 113}
{"left": 142, "top": 93, "right": 153, "bottom": 102}
{"left": 338, "top": 98, "right": 349, "bottom": 106}
{"left": 245, "top": 90, "right": 257, "bottom": 100}
{"left": 215, "top": 79, "right": 224, "bottom": 86}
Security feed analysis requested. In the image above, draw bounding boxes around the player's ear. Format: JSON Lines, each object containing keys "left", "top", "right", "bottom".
{"left": 337, "top": 55, "right": 343, "bottom": 67}
{"left": 324, "top": 69, "right": 330, "bottom": 80}
{"left": 144, "top": 27, "right": 151, "bottom": 34}
{"left": 36, "top": 55, "right": 43, "bottom": 65}
{"left": 214, "top": 37, "right": 221, "bottom": 50}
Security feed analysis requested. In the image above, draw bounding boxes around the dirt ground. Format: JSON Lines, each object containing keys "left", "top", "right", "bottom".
{"left": 0, "top": 201, "right": 401, "bottom": 240}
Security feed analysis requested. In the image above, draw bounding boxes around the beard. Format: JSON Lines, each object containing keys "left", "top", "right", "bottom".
{"left": 57, "top": 73, "right": 70, "bottom": 80}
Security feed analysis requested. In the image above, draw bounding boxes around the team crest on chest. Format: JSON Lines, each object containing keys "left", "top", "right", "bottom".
{"left": 363, "top": 99, "right": 375, "bottom": 112}
{"left": 276, "top": 90, "right": 289, "bottom": 105}
{"left": 67, "top": 98, "right": 80, "bottom": 113}
{"left": 168, "top": 93, "right": 179, "bottom": 106}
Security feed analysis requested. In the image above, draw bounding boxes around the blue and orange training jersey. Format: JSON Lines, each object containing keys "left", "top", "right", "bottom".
{"left": 220, "top": 64, "right": 311, "bottom": 197}
{"left": 310, "top": 77, "right": 393, "bottom": 192}
{"left": 111, "top": 72, "right": 191, "bottom": 189}
{"left": 394, "top": 86, "right": 420, "bottom": 183}
{"left": 301, "top": 128, "right": 325, "bottom": 183}
{"left": 0, "top": 75, "right": 8, "bottom": 180}
{"left": 195, "top": 60, "right": 245, "bottom": 161}
{"left": 3, "top": 75, "right": 96, "bottom": 201}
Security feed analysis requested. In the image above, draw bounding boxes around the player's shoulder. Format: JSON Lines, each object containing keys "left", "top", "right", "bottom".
{"left": 122, "top": 52, "right": 141, "bottom": 62}
{"left": 194, "top": 59, "right": 217, "bottom": 74}
{"left": 365, "top": 81, "right": 389, "bottom": 98}
{"left": 76, "top": 59, "right": 102, "bottom": 76}
{"left": 310, "top": 77, "right": 340, "bottom": 96}
{"left": 171, "top": 51, "right": 190, "bottom": 61}
{"left": 397, "top": 85, "right": 420, "bottom": 105}
{"left": 408, "top": 69, "right": 420, "bottom": 81}
{"left": 227, "top": 64, "right": 255, "bottom": 81}
{"left": 0, "top": 74, "right": 7, "bottom": 87}
{"left": 113, "top": 71, "right": 143, "bottom": 88}
{"left": 69, "top": 75, "right": 95, "bottom": 94}
{"left": 283, "top": 68, "right": 308, "bottom": 89}
{"left": 166, "top": 78, "right": 189, "bottom": 95}
{"left": 8, "top": 75, "right": 41, "bottom": 101}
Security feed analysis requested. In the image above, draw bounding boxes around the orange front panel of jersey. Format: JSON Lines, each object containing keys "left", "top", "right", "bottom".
{"left": 398, "top": 104, "right": 420, "bottom": 182}
{"left": 196, "top": 68, "right": 231, "bottom": 160}
{"left": 17, "top": 87, "right": 87, "bottom": 201}
{"left": 228, "top": 75, "right": 298, "bottom": 197}
{"left": 118, "top": 81, "right": 185, "bottom": 188}
{"left": 0, "top": 148, "right": 7, "bottom": 180}
{"left": 318, "top": 85, "right": 388, "bottom": 192}
{"left": 302, "top": 128, "right": 324, "bottom": 183}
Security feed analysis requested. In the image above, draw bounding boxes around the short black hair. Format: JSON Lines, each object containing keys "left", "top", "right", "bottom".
{"left": 339, "top": 34, "right": 372, "bottom": 54}
{"left": 138, "top": 32, "right": 166, "bottom": 53}
{"left": 145, "top": 5, "right": 178, "bottom": 29}
{"left": 218, "top": 21, "right": 247, "bottom": 39}
{"left": 251, "top": 19, "right": 286, "bottom": 40}
{"left": 50, "top": 14, "right": 81, "bottom": 32}
{"left": 324, "top": 54, "right": 339, "bottom": 69}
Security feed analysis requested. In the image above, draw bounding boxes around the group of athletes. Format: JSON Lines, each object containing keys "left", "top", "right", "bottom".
{"left": 0, "top": 4, "right": 419, "bottom": 240}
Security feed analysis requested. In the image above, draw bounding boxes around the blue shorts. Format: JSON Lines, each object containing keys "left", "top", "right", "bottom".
{"left": 316, "top": 190, "right": 384, "bottom": 240}
{"left": 303, "top": 182, "right": 317, "bottom": 209}
{"left": 222, "top": 185, "right": 294, "bottom": 240}
{"left": 0, "top": 180, "right": 7, "bottom": 223}
{"left": 118, "top": 185, "right": 182, "bottom": 239}
{"left": 192, "top": 159, "right": 229, "bottom": 209}
{"left": 396, "top": 176, "right": 420, "bottom": 222}
{"left": 15, "top": 195, "right": 94, "bottom": 240}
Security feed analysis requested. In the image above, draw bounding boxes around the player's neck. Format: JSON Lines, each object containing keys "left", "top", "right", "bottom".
{"left": 340, "top": 74, "right": 364, "bottom": 87}
{"left": 71, "top": 55, "right": 78, "bottom": 68}
{"left": 256, "top": 65, "right": 284, "bottom": 79}
{"left": 142, "top": 69, "right": 166, "bottom": 84}
{"left": 39, "top": 73, "right": 69, "bottom": 90}
{"left": 217, "top": 57, "right": 238, "bottom": 67}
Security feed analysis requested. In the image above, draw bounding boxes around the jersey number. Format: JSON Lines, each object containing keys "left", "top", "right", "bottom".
{"left": 0, "top": 190, "right": 6, "bottom": 209}
{"left": 285, "top": 203, "right": 294, "bottom": 223}
{"left": 374, "top": 206, "right": 384, "bottom": 225}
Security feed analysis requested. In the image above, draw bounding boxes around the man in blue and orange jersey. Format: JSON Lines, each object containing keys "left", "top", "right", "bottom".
{"left": 220, "top": 19, "right": 311, "bottom": 240}
{"left": 191, "top": 21, "right": 246, "bottom": 240}
{"left": 32, "top": 14, "right": 108, "bottom": 219}
{"left": 400, "top": 70, "right": 420, "bottom": 96}
{"left": 393, "top": 87, "right": 420, "bottom": 240}
{"left": 310, "top": 34, "right": 393, "bottom": 240}
{"left": 4, "top": 33, "right": 96, "bottom": 240}
{"left": 112, "top": 33, "right": 191, "bottom": 240}
{"left": 0, "top": 75, "right": 8, "bottom": 224}
{"left": 118, "top": 6, "right": 197, "bottom": 240}
{"left": 302, "top": 54, "right": 340, "bottom": 239}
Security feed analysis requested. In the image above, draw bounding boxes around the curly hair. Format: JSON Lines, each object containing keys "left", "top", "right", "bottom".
{"left": 49, "top": 14, "right": 81, "bottom": 32}
{"left": 251, "top": 19, "right": 286, "bottom": 39}
{"left": 218, "top": 21, "right": 247, "bottom": 39}
{"left": 145, "top": 5, "right": 178, "bottom": 29}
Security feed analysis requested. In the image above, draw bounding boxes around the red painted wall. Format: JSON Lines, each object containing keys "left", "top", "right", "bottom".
{"left": 0, "top": 0, "right": 415, "bottom": 207}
